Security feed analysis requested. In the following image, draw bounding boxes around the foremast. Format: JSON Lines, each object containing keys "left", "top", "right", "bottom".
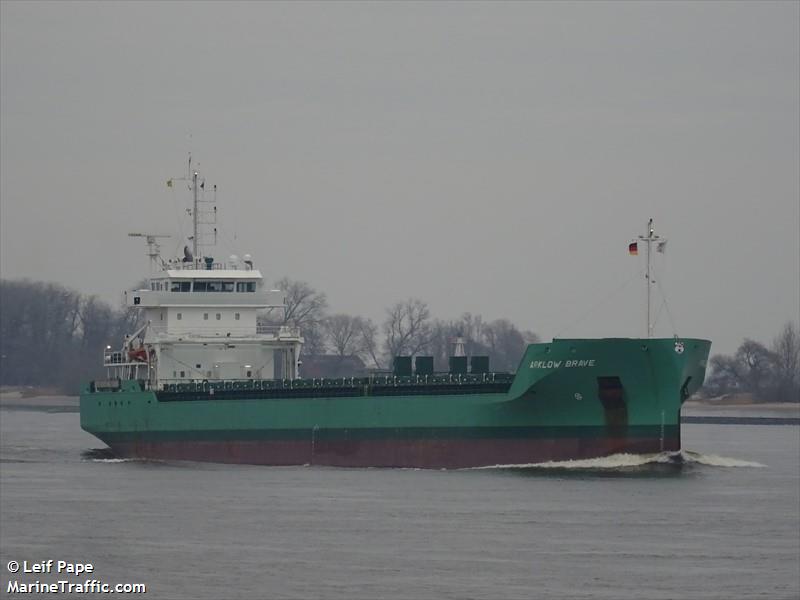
{"left": 633, "top": 219, "right": 667, "bottom": 338}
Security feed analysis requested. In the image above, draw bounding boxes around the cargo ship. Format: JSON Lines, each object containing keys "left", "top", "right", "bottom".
{"left": 80, "top": 164, "right": 711, "bottom": 468}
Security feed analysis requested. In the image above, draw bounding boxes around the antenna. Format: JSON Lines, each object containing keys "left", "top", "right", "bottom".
{"left": 128, "top": 233, "right": 170, "bottom": 272}
{"left": 636, "top": 218, "right": 667, "bottom": 338}
{"left": 192, "top": 170, "right": 198, "bottom": 258}
{"left": 168, "top": 156, "right": 217, "bottom": 260}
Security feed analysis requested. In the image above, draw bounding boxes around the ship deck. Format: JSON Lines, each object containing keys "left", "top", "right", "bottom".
{"left": 153, "top": 373, "right": 515, "bottom": 402}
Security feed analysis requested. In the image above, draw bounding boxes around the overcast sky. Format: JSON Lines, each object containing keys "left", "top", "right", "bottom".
{"left": 1, "top": 1, "right": 798, "bottom": 356}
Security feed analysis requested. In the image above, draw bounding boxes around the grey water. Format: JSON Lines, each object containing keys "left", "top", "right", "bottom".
{"left": 0, "top": 407, "right": 798, "bottom": 600}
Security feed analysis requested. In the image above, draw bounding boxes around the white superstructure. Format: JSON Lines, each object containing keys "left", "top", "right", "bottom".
{"left": 104, "top": 163, "right": 303, "bottom": 388}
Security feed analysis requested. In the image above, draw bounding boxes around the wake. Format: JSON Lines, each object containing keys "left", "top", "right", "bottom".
{"left": 80, "top": 448, "right": 140, "bottom": 463}
{"left": 469, "top": 450, "right": 766, "bottom": 471}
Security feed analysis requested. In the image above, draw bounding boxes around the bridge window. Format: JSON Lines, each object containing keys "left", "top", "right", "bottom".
{"left": 177, "top": 313, "right": 182, "bottom": 320}
{"left": 191, "top": 280, "right": 236, "bottom": 292}
{"left": 203, "top": 313, "right": 208, "bottom": 320}
{"left": 235, "top": 313, "right": 240, "bottom": 320}
{"left": 216, "top": 313, "right": 221, "bottom": 320}
{"left": 171, "top": 281, "right": 190, "bottom": 292}
{"left": 236, "top": 282, "right": 256, "bottom": 292}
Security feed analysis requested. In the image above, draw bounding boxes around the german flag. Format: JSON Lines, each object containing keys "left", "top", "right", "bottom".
{"left": 628, "top": 242, "right": 638, "bottom": 256}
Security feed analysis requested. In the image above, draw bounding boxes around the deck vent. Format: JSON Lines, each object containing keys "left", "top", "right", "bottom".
{"left": 449, "top": 356, "right": 468, "bottom": 374}
{"left": 415, "top": 356, "right": 434, "bottom": 375}
{"left": 393, "top": 356, "right": 412, "bottom": 377}
{"left": 470, "top": 356, "right": 489, "bottom": 374}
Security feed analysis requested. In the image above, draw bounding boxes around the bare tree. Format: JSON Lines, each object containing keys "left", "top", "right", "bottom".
{"left": 321, "top": 313, "right": 386, "bottom": 371}
{"left": 383, "top": 298, "right": 431, "bottom": 359}
{"left": 325, "top": 314, "right": 367, "bottom": 357}
{"left": 484, "top": 318, "right": 527, "bottom": 371}
{"left": 0, "top": 280, "right": 83, "bottom": 386}
{"left": 0, "top": 279, "right": 138, "bottom": 391}
{"left": 261, "top": 277, "right": 328, "bottom": 355}
{"left": 772, "top": 321, "right": 800, "bottom": 402}
{"left": 272, "top": 277, "right": 328, "bottom": 327}
{"left": 704, "top": 330, "right": 797, "bottom": 402}
{"left": 735, "top": 339, "right": 776, "bottom": 398}
{"left": 358, "top": 318, "right": 382, "bottom": 369}
{"left": 703, "top": 354, "right": 743, "bottom": 397}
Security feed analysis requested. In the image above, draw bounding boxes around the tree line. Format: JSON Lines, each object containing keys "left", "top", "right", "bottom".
{"left": 3, "top": 277, "right": 796, "bottom": 401}
{"left": 259, "top": 278, "right": 539, "bottom": 372}
{"left": 702, "top": 322, "right": 800, "bottom": 403}
{"left": 0, "top": 280, "right": 140, "bottom": 393}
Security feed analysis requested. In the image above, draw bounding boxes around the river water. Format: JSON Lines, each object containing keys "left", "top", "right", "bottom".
{"left": 0, "top": 403, "right": 797, "bottom": 599}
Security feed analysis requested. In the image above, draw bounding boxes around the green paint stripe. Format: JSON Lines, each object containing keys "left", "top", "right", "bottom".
{"left": 99, "top": 425, "right": 677, "bottom": 444}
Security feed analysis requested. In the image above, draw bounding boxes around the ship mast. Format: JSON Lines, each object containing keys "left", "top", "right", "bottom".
{"left": 169, "top": 155, "right": 217, "bottom": 261}
{"left": 192, "top": 170, "right": 199, "bottom": 259}
{"left": 637, "top": 218, "right": 666, "bottom": 338}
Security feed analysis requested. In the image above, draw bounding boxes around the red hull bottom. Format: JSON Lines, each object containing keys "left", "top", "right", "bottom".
{"left": 110, "top": 436, "right": 680, "bottom": 469}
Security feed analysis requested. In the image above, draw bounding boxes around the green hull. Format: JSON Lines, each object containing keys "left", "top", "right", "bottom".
{"left": 80, "top": 338, "right": 711, "bottom": 468}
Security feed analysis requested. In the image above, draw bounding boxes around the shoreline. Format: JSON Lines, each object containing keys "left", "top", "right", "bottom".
{"left": 684, "top": 399, "right": 800, "bottom": 413}
{"left": 0, "top": 392, "right": 79, "bottom": 412}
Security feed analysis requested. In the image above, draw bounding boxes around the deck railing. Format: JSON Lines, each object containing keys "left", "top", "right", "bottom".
{"left": 156, "top": 372, "right": 515, "bottom": 390}
{"left": 144, "top": 324, "right": 301, "bottom": 338}
{"left": 164, "top": 259, "right": 256, "bottom": 271}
